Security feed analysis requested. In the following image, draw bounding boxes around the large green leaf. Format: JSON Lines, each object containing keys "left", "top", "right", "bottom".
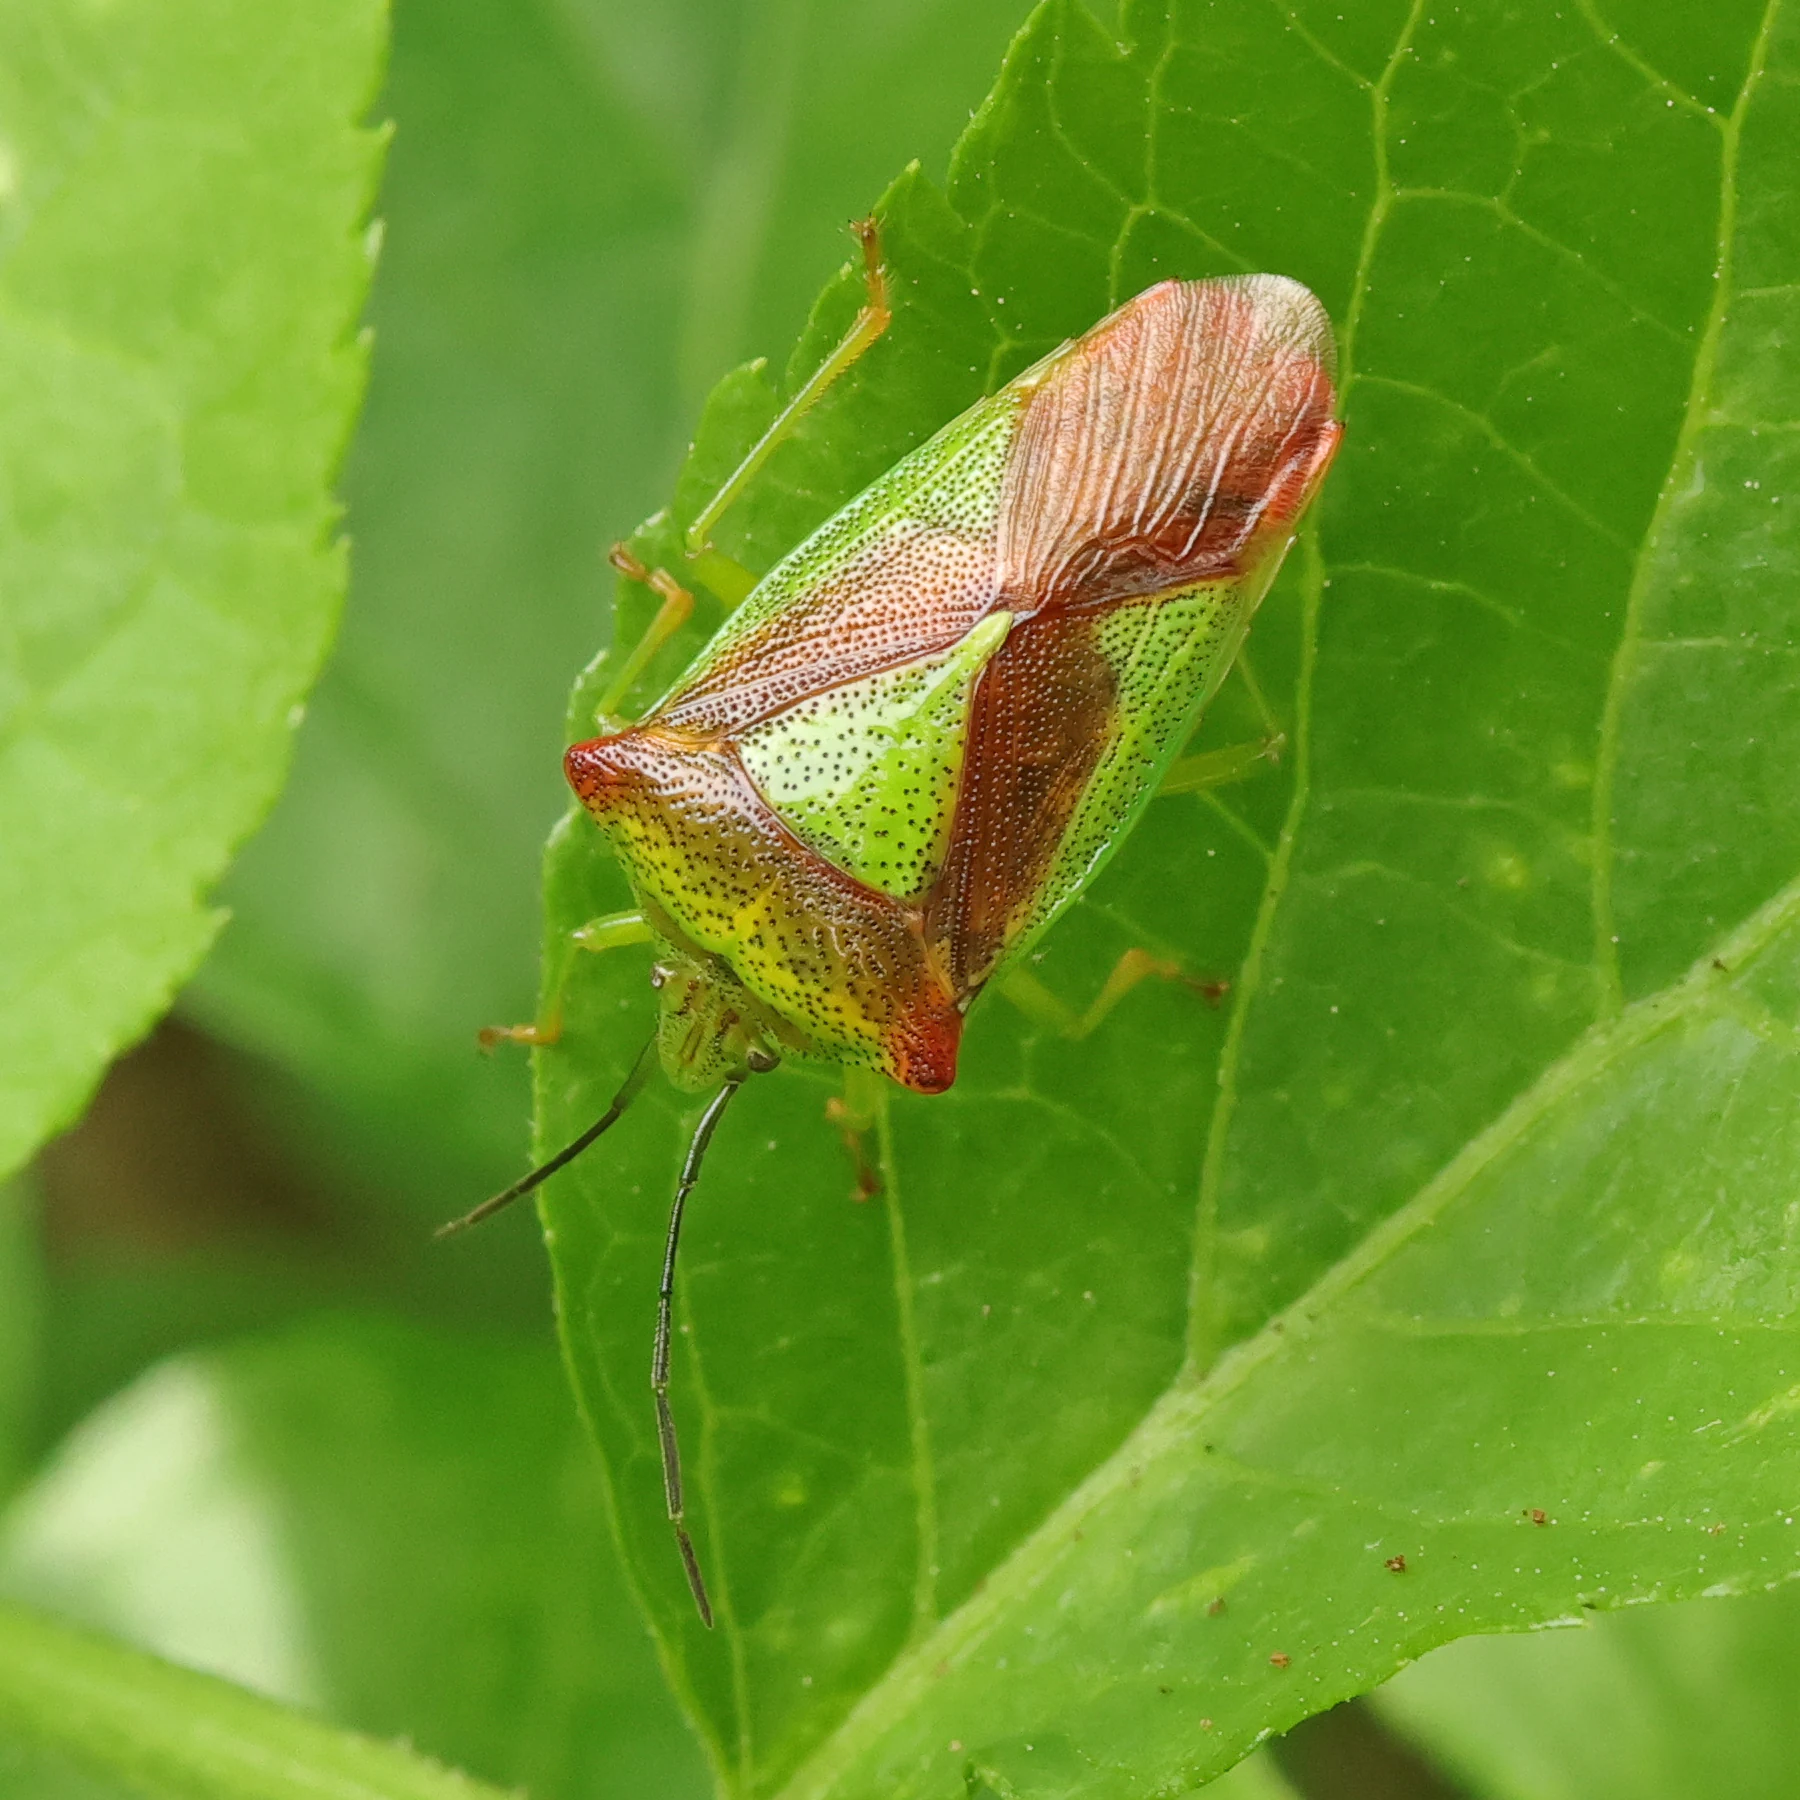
{"left": 535, "top": 0, "right": 1800, "bottom": 1792}
{"left": 0, "top": 0, "right": 387, "bottom": 1181}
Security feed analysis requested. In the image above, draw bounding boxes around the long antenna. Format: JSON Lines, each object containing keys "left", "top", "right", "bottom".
{"left": 653, "top": 1076, "right": 744, "bottom": 1629}
{"left": 434, "top": 1032, "right": 658, "bottom": 1238}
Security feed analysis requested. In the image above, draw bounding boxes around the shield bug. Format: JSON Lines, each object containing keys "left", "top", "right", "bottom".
{"left": 444, "top": 226, "right": 1341, "bottom": 1625}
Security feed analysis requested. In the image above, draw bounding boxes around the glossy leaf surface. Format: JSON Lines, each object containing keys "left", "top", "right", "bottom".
{"left": 537, "top": 0, "right": 1800, "bottom": 1793}
{"left": 0, "top": 0, "right": 385, "bottom": 1181}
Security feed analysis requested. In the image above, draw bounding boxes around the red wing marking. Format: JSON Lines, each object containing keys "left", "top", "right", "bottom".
{"left": 926, "top": 611, "right": 1116, "bottom": 992}
{"left": 656, "top": 523, "right": 996, "bottom": 736}
{"left": 932, "top": 276, "right": 1340, "bottom": 997}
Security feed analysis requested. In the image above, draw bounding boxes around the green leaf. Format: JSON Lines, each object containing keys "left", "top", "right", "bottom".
{"left": 537, "top": 0, "right": 1800, "bottom": 1792}
{"left": 0, "top": 1598, "right": 507, "bottom": 1800}
{"left": 1374, "top": 1585, "right": 1800, "bottom": 1799}
{"left": 0, "top": 1314, "right": 710, "bottom": 1800}
{"left": 0, "top": 0, "right": 387, "bottom": 1182}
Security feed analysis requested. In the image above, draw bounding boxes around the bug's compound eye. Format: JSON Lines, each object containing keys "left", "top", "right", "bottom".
{"left": 746, "top": 1045, "right": 780, "bottom": 1074}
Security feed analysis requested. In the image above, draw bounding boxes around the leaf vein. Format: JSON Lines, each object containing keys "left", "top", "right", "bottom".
{"left": 1588, "top": 0, "right": 1784, "bottom": 1016}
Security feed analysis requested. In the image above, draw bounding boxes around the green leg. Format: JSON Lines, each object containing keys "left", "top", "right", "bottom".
{"left": 683, "top": 218, "right": 891, "bottom": 560}
{"left": 596, "top": 551, "right": 694, "bottom": 729}
{"left": 823, "top": 1063, "right": 887, "bottom": 1201}
{"left": 1157, "top": 731, "right": 1286, "bottom": 797}
{"left": 1000, "top": 950, "right": 1229, "bottom": 1042}
{"left": 997, "top": 728, "right": 1276, "bottom": 1038}
{"left": 600, "top": 219, "right": 893, "bottom": 726}
{"left": 479, "top": 910, "right": 653, "bottom": 1049}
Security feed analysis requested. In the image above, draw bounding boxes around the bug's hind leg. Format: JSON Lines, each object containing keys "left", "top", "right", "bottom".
{"left": 1000, "top": 950, "right": 1229, "bottom": 1043}
{"left": 1156, "top": 731, "right": 1286, "bottom": 797}
{"left": 478, "top": 909, "right": 654, "bottom": 1050}
{"left": 997, "top": 727, "right": 1280, "bottom": 1041}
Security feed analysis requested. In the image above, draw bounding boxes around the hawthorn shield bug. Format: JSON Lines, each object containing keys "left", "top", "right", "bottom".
{"left": 444, "top": 226, "right": 1341, "bottom": 1624}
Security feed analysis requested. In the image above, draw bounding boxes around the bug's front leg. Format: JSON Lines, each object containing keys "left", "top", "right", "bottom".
{"left": 478, "top": 909, "right": 654, "bottom": 1049}
{"left": 682, "top": 216, "right": 891, "bottom": 566}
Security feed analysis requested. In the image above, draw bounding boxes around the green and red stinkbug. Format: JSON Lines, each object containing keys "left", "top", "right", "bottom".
{"left": 442, "top": 221, "right": 1342, "bottom": 1626}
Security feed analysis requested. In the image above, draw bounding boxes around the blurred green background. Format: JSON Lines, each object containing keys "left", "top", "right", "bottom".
{"left": 11, "top": 1, "right": 1800, "bottom": 1797}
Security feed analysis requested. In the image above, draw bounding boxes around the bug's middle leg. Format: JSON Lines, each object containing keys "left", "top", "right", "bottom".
{"left": 598, "top": 221, "right": 894, "bottom": 724}
{"left": 995, "top": 728, "right": 1283, "bottom": 1038}
{"left": 1156, "top": 731, "right": 1286, "bottom": 797}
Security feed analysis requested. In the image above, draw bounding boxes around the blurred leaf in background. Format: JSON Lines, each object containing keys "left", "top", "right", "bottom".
{"left": 0, "top": 1314, "right": 709, "bottom": 1799}
{"left": 1376, "top": 1589, "right": 1800, "bottom": 1800}
{"left": 0, "top": 0, "right": 384, "bottom": 1182}
{"left": 0, "top": 1596, "right": 518, "bottom": 1800}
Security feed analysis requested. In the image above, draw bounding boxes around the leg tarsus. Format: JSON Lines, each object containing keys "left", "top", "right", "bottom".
{"left": 478, "top": 1010, "right": 563, "bottom": 1052}
{"left": 1078, "top": 946, "right": 1182, "bottom": 1036}
{"left": 599, "top": 547, "right": 695, "bottom": 726}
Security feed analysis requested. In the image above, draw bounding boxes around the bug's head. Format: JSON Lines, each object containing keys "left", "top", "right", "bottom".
{"left": 650, "top": 949, "right": 784, "bottom": 1092}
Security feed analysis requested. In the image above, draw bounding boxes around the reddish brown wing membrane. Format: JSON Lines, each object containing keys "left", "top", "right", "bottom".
{"left": 998, "top": 277, "right": 1339, "bottom": 611}
{"left": 930, "top": 276, "right": 1342, "bottom": 995}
